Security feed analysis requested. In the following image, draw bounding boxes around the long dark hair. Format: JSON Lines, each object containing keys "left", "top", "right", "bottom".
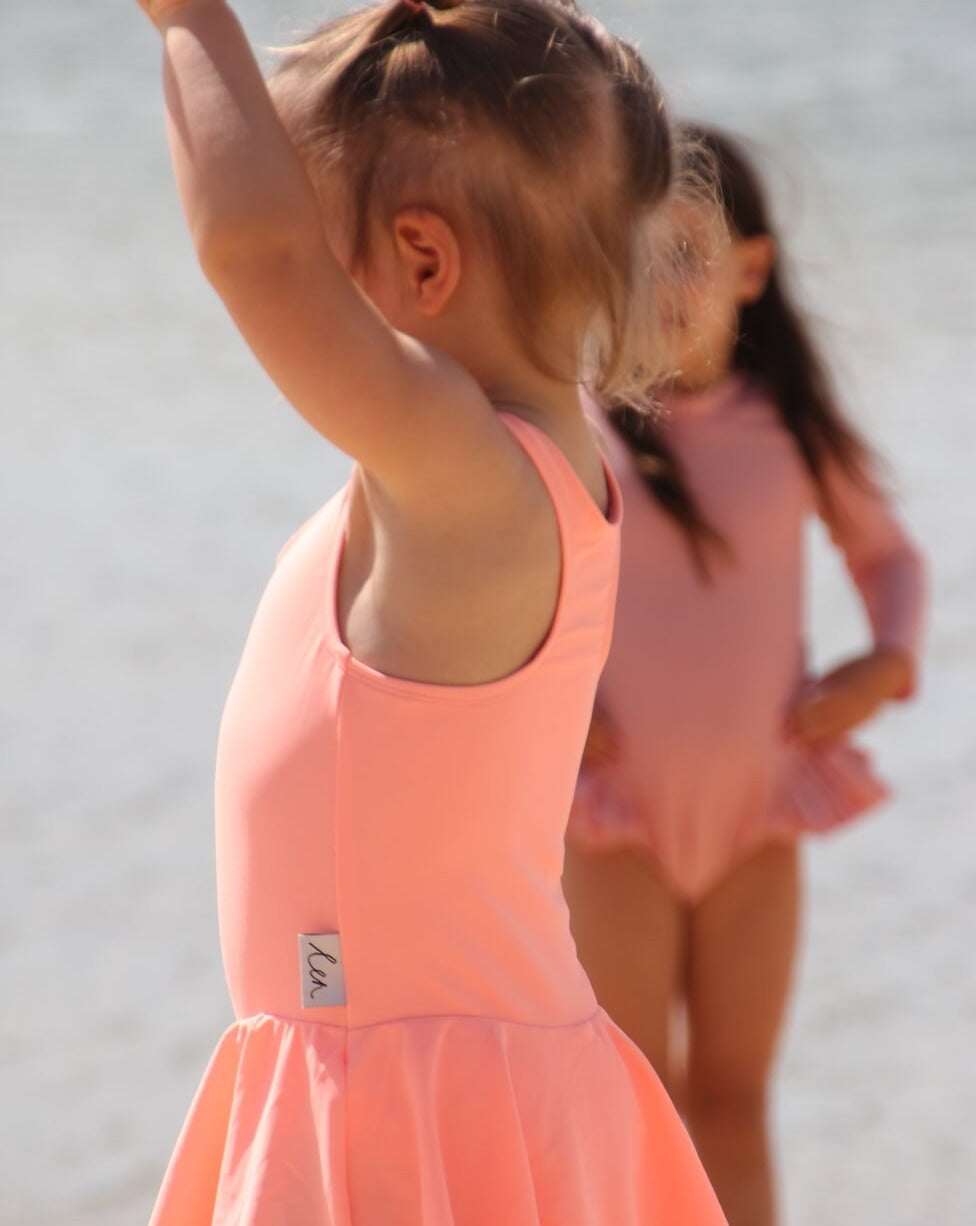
{"left": 610, "top": 122, "right": 880, "bottom": 577}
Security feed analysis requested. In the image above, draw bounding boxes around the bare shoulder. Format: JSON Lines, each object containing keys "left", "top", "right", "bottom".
{"left": 342, "top": 403, "right": 562, "bottom": 686}
{"left": 366, "top": 345, "right": 556, "bottom": 529}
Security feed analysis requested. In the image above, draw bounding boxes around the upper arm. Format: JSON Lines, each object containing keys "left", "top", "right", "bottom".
{"left": 206, "top": 237, "right": 504, "bottom": 498}
{"left": 818, "top": 458, "right": 922, "bottom": 577}
{"left": 158, "top": 5, "right": 514, "bottom": 512}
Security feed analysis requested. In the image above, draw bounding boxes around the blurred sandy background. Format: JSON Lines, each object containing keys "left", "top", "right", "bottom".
{"left": 2, "top": 1, "right": 973, "bottom": 1223}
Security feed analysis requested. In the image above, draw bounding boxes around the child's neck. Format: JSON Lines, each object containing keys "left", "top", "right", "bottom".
{"left": 674, "top": 376, "right": 725, "bottom": 394}
{"left": 443, "top": 319, "right": 586, "bottom": 432}
{"left": 672, "top": 346, "right": 736, "bottom": 394}
{"left": 426, "top": 271, "right": 586, "bottom": 433}
{"left": 484, "top": 369, "right": 585, "bottom": 429}
{"left": 672, "top": 365, "right": 735, "bottom": 395}
{"left": 473, "top": 351, "right": 604, "bottom": 505}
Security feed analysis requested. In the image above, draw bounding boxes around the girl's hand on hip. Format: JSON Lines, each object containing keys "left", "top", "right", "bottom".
{"left": 785, "top": 648, "right": 914, "bottom": 745}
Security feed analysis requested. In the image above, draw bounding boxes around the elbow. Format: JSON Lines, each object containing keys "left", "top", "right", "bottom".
{"left": 193, "top": 212, "right": 319, "bottom": 287}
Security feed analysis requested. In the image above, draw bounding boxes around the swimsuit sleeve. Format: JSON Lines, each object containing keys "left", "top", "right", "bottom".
{"left": 817, "top": 458, "right": 928, "bottom": 698}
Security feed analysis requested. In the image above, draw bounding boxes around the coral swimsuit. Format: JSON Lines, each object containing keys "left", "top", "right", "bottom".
{"left": 148, "top": 414, "right": 726, "bottom": 1226}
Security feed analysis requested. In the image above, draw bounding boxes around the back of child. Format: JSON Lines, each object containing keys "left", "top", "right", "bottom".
{"left": 133, "top": 1, "right": 727, "bottom": 1223}
{"left": 565, "top": 124, "right": 926, "bottom": 1226}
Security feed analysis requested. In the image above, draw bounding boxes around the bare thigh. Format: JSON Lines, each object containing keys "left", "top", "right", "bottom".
{"left": 563, "top": 844, "right": 685, "bottom": 1087}
{"left": 687, "top": 840, "right": 802, "bottom": 1102}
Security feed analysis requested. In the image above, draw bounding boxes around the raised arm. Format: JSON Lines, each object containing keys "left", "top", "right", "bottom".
{"left": 135, "top": 0, "right": 499, "bottom": 497}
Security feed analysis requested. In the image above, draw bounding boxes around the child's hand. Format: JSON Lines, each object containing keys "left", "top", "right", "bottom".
{"left": 785, "top": 648, "right": 913, "bottom": 745}
{"left": 136, "top": 0, "right": 220, "bottom": 29}
{"left": 582, "top": 707, "right": 620, "bottom": 770}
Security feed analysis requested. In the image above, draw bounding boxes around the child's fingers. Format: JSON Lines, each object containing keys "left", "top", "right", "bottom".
{"left": 785, "top": 698, "right": 831, "bottom": 743}
{"left": 136, "top": 0, "right": 217, "bottom": 28}
{"left": 786, "top": 682, "right": 878, "bottom": 744}
{"left": 784, "top": 681, "right": 824, "bottom": 737}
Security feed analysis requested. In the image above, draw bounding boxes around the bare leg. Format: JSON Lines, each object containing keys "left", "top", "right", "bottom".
{"left": 686, "top": 841, "right": 801, "bottom": 1226}
{"left": 562, "top": 844, "right": 686, "bottom": 1095}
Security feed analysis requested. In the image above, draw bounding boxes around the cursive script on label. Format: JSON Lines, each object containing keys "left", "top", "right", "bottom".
{"left": 298, "top": 932, "right": 345, "bottom": 1006}
{"left": 306, "top": 941, "right": 338, "bottom": 998}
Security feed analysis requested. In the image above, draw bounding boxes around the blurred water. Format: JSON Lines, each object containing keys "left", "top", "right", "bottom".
{"left": 2, "top": 2, "right": 974, "bottom": 1223}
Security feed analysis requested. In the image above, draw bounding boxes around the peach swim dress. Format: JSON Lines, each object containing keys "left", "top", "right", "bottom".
{"left": 148, "top": 413, "right": 726, "bottom": 1226}
{"left": 568, "top": 377, "right": 926, "bottom": 900}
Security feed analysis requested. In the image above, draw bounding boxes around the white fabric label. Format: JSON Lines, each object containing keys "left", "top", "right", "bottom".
{"left": 298, "top": 932, "right": 346, "bottom": 1007}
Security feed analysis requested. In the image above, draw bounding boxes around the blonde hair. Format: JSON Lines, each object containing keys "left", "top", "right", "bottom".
{"left": 270, "top": 0, "right": 676, "bottom": 399}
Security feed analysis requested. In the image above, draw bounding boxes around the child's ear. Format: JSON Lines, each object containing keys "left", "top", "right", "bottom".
{"left": 391, "top": 208, "right": 461, "bottom": 316}
{"left": 736, "top": 234, "right": 776, "bottom": 305}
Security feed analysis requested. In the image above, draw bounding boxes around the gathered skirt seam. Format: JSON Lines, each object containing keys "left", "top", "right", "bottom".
{"left": 236, "top": 1007, "right": 606, "bottom": 1035}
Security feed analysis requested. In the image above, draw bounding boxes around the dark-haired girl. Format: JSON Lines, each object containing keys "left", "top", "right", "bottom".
{"left": 564, "top": 124, "right": 926, "bottom": 1226}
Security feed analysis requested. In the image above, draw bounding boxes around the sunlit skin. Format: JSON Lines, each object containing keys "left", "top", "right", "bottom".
{"left": 571, "top": 203, "right": 915, "bottom": 1226}
{"left": 135, "top": 0, "right": 613, "bottom": 695}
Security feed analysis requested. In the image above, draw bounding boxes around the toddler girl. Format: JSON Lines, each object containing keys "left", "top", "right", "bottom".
{"left": 133, "top": 2, "right": 727, "bottom": 1223}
